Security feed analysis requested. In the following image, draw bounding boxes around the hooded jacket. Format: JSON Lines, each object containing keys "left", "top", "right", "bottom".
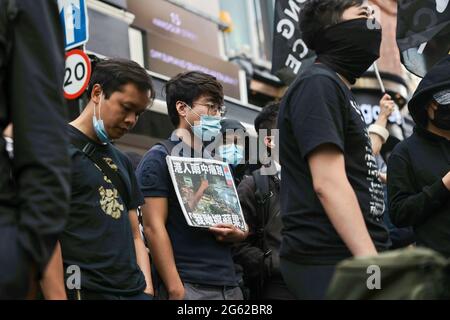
{"left": 387, "top": 56, "right": 450, "bottom": 257}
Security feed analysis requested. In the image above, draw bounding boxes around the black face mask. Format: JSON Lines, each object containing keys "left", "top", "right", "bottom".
{"left": 314, "top": 18, "right": 382, "bottom": 84}
{"left": 431, "top": 104, "right": 450, "bottom": 130}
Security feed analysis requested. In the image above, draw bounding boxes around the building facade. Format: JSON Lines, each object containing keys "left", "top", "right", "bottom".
{"left": 69, "top": 0, "right": 416, "bottom": 155}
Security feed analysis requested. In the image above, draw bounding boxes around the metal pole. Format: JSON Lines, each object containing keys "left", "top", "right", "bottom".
{"left": 373, "top": 61, "right": 385, "bottom": 93}
{"left": 78, "top": 98, "right": 84, "bottom": 115}
{"left": 373, "top": 61, "right": 399, "bottom": 115}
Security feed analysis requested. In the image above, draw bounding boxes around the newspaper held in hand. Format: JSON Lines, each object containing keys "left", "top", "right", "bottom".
{"left": 166, "top": 156, "right": 247, "bottom": 231}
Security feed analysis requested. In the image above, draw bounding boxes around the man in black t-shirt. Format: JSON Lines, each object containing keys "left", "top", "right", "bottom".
{"left": 277, "top": 0, "right": 390, "bottom": 299}
{"left": 42, "top": 58, "right": 156, "bottom": 300}
{"left": 136, "top": 71, "right": 247, "bottom": 300}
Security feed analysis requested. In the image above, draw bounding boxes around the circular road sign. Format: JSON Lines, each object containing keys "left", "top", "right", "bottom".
{"left": 64, "top": 49, "right": 91, "bottom": 100}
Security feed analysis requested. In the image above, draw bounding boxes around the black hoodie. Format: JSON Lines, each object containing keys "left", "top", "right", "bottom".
{"left": 387, "top": 56, "right": 450, "bottom": 257}
{"left": 388, "top": 127, "right": 450, "bottom": 256}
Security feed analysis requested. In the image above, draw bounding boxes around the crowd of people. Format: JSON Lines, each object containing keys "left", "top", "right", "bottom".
{"left": 1, "top": 0, "right": 449, "bottom": 300}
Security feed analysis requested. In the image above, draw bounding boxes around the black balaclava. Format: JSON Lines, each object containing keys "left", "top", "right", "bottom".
{"left": 314, "top": 18, "right": 382, "bottom": 84}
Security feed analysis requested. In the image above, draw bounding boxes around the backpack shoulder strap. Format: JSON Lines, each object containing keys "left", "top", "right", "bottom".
{"left": 155, "top": 139, "right": 177, "bottom": 155}
{"left": 251, "top": 169, "right": 273, "bottom": 240}
{"left": 71, "top": 138, "right": 131, "bottom": 207}
{"left": 251, "top": 169, "right": 274, "bottom": 294}
{"left": 252, "top": 169, "right": 271, "bottom": 205}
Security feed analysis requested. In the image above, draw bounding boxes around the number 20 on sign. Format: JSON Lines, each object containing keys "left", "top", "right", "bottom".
{"left": 64, "top": 49, "right": 91, "bottom": 100}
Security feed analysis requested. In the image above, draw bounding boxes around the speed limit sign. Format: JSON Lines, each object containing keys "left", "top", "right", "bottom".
{"left": 64, "top": 49, "right": 91, "bottom": 100}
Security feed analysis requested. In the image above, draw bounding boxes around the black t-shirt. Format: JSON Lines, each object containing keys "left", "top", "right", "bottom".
{"left": 135, "top": 134, "right": 239, "bottom": 286}
{"left": 277, "top": 64, "right": 390, "bottom": 265}
{"left": 61, "top": 125, "right": 146, "bottom": 294}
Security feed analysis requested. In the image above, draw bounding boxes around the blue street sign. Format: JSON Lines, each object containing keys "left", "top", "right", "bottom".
{"left": 58, "top": 0, "right": 89, "bottom": 51}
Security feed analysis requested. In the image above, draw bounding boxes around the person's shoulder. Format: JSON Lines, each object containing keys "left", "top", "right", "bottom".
{"left": 136, "top": 143, "right": 170, "bottom": 173}
{"left": 304, "top": 72, "right": 343, "bottom": 94}
{"left": 67, "top": 124, "right": 86, "bottom": 140}
{"left": 300, "top": 64, "right": 341, "bottom": 83}
{"left": 67, "top": 125, "right": 94, "bottom": 156}
{"left": 109, "top": 145, "right": 134, "bottom": 168}
{"left": 289, "top": 65, "right": 343, "bottom": 98}
{"left": 238, "top": 174, "right": 256, "bottom": 193}
{"left": 143, "top": 143, "right": 170, "bottom": 160}
{"left": 390, "top": 136, "right": 414, "bottom": 161}
{"left": 67, "top": 126, "right": 85, "bottom": 158}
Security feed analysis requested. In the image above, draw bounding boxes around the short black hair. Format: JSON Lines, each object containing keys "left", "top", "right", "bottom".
{"left": 164, "top": 71, "right": 224, "bottom": 127}
{"left": 86, "top": 57, "right": 155, "bottom": 103}
{"left": 300, "top": 0, "right": 364, "bottom": 50}
{"left": 254, "top": 101, "right": 279, "bottom": 135}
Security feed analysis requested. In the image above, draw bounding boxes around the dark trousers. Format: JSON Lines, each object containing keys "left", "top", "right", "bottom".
{"left": 67, "top": 289, "right": 153, "bottom": 300}
{"left": 280, "top": 258, "right": 336, "bottom": 300}
{"left": 158, "top": 282, "right": 243, "bottom": 300}
{"left": 0, "top": 225, "right": 32, "bottom": 299}
{"left": 261, "top": 275, "right": 296, "bottom": 300}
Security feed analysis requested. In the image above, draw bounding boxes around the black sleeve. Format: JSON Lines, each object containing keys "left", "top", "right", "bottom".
{"left": 10, "top": 0, "right": 70, "bottom": 276}
{"left": 233, "top": 176, "right": 267, "bottom": 279}
{"left": 387, "top": 150, "right": 450, "bottom": 227}
{"left": 288, "top": 75, "right": 346, "bottom": 159}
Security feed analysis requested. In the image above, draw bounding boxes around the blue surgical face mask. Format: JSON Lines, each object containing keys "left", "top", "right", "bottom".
{"left": 185, "top": 106, "right": 222, "bottom": 141}
{"left": 93, "top": 94, "right": 110, "bottom": 144}
{"left": 218, "top": 144, "right": 244, "bottom": 166}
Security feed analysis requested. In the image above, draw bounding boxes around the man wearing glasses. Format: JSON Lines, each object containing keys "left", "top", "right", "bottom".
{"left": 136, "top": 71, "right": 247, "bottom": 300}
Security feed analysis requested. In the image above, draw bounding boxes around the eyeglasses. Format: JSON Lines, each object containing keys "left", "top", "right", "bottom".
{"left": 193, "top": 102, "right": 227, "bottom": 117}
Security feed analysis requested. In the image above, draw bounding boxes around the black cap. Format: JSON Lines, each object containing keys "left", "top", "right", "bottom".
{"left": 220, "top": 118, "right": 246, "bottom": 133}
{"left": 433, "top": 89, "right": 450, "bottom": 105}
{"left": 408, "top": 56, "right": 450, "bottom": 127}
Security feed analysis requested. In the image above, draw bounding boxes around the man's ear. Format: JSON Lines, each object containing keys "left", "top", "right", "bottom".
{"left": 176, "top": 101, "right": 188, "bottom": 118}
{"left": 90, "top": 84, "right": 103, "bottom": 105}
{"left": 264, "top": 136, "right": 273, "bottom": 149}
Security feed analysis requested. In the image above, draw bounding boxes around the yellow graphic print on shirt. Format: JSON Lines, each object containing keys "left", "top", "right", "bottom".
{"left": 99, "top": 186, "right": 124, "bottom": 219}
{"left": 94, "top": 157, "right": 124, "bottom": 219}
{"left": 103, "top": 157, "right": 119, "bottom": 171}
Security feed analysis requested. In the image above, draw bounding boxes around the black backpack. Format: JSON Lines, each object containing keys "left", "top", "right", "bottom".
{"left": 242, "top": 169, "right": 274, "bottom": 299}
